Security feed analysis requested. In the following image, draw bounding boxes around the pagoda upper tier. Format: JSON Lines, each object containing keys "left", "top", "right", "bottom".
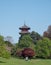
{"left": 19, "top": 24, "right": 30, "bottom": 34}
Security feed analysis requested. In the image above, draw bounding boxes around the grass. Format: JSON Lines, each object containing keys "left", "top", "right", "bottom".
{"left": 0, "top": 57, "right": 51, "bottom": 65}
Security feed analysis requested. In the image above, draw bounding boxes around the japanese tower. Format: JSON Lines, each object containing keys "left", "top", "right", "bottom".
{"left": 19, "top": 24, "right": 30, "bottom": 35}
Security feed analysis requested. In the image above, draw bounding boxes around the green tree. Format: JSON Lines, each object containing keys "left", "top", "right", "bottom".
{"left": 35, "top": 38, "right": 51, "bottom": 59}
{"left": 0, "top": 35, "right": 11, "bottom": 58}
{"left": 0, "top": 46, "right": 10, "bottom": 58}
{"left": 30, "top": 31, "right": 42, "bottom": 44}
{"left": 18, "top": 34, "right": 34, "bottom": 49}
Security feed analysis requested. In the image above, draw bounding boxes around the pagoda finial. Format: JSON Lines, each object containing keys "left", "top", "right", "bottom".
{"left": 24, "top": 20, "right": 26, "bottom": 26}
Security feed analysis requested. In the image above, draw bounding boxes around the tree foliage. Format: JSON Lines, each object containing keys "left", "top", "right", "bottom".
{"left": 0, "top": 46, "right": 10, "bottom": 58}
{"left": 22, "top": 48, "right": 35, "bottom": 58}
{"left": 30, "top": 31, "right": 42, "bottom": 44}
{"left": 35, "top": 38, "right": 51, "bottom": 59}
{"left": 0, "top": 35, "right": 11, "bottom": 58}
{"left": 18, "top": 34, "right": 34, "bottom": 49}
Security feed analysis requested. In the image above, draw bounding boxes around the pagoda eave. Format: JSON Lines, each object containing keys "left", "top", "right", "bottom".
{"left": 19, "top": 28, "right": 30, "bottom": 30}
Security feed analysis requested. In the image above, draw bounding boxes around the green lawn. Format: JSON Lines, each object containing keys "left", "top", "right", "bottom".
{"left": 0, "top": 57, "right": 51, "bottom": 65}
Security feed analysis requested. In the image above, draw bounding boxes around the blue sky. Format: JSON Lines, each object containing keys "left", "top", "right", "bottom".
{"left": 0, "top": 0, "right": 51, "bottom": 43}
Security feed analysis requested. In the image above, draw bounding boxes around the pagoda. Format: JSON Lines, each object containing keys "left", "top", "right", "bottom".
{"left": 19, "top": 24, "right": 30, "bottom": 35}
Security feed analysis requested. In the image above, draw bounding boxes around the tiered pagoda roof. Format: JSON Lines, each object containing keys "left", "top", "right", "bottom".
{"left": 19, "top": 24, "right": 30, "bottom": 30}
{"left": 19, "top": 24, "right": 30, "bottom": 34}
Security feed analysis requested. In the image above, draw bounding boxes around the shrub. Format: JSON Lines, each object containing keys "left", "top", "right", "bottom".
{"left": 22, "top": 48, "right": 35, "bottom": 58}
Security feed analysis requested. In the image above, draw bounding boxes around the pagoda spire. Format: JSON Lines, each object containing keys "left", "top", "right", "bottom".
{"left": 24, "top": 20, "right": 26, "bottom": 26}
